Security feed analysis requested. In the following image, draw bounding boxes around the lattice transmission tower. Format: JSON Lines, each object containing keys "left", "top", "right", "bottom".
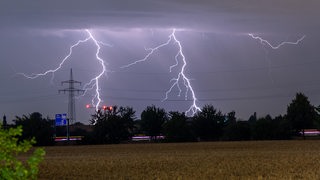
{"left": 59, "top": 69, "right": 84, "bottom": 124}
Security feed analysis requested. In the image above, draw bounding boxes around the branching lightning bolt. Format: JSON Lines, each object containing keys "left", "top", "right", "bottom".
{"left": 82, "top": 30, "right": 108, "bottom": 111}
{"left": 121, "top": 29, "right": 201, "bottom": 116}
{"left": 19, "top": 29, "right": 111, "bottom": 111}
{"left": 248, "top": 33, "right": 306, "bottom": 49}
{"left": 248, "top": 33, "right": 306, "bottom": 83}
{"left": 18, "top": 36, "right": 91, "bottom": 79}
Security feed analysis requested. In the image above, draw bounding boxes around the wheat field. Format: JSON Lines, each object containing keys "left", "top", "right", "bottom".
{"left": 37, "top": 141, "right": 320, "bottom": 179}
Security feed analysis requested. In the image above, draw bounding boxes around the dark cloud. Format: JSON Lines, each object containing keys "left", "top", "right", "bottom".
{"left": 1, "top": 0, "right": 319, "bottom": 32}
{"left": 1, "top": 0, "right": 320, "bottom": 123}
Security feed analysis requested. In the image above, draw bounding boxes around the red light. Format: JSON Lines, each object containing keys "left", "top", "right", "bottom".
{"left": 86, "top": 104, "right": 90, "bottom": 109}
{"left": 103, "top": 105, "right": 107, "bottom": 110}
{"left": 108, "top": 106, "right": 113, "bottom": 111}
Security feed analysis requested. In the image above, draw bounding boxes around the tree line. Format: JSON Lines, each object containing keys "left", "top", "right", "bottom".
{"left": 2, "top": 92, "right": 320, "bottom": 145}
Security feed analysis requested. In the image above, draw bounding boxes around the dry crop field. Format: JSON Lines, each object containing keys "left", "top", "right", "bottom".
{"left": 37, "top": 141, "right": 320, "bottom": 179}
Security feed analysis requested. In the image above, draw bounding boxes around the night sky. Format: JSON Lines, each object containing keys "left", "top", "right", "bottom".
{"left": 1, "top": 0, "right": 320, "bottom": 124}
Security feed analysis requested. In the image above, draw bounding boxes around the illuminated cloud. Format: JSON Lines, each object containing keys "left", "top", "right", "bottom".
{"left": 0, "top": 0, "right": 319, "bottom": 123}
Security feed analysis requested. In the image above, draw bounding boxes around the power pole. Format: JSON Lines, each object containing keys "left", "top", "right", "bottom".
{"left": 59, "top": 69, "right": 84, "bottom": 125}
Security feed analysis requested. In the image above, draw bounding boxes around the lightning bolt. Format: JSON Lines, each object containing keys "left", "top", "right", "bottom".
{"left": 248, "top": 33, "right": 306, "bottom": 49}
{"left": 82, "top": 30, "right": 109, "bottom": 111}
{"left": 121, "top": 29, "right": 201, "bottom": 116}
{"left": 248, "top": 33, "right": 305, "bottom": 83}
{"left": 19, "top": 29, "right": 111, "bottom": 111}
{"left": 18, "top": 36, "right": 91, "bottom": 79}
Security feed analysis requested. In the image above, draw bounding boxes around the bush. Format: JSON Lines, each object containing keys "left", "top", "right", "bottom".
{"left": 0, "top": 125, "right": 45, "bottom": 179}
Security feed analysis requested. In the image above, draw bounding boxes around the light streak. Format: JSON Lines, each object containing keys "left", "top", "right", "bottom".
{"left": 121, "top": 29, "right": 201, "bottom": 116}
{"left": 248, "top": 34, "right": 306, "bottom": 49}
{"left": 19, "top": 29, "right": 111, "bottom": 111}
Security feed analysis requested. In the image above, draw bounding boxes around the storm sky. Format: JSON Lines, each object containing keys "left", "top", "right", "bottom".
{"left": 1, "top": 0, "right": 320, "bottom": 123}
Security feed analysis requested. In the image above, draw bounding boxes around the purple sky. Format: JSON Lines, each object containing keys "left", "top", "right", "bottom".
{"left": 1, "top": 0, "right": 320, "bottom": 124}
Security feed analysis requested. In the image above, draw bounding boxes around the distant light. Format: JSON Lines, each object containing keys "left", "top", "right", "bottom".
{"left": 86, "top": 104, "right": 91, "bottom": 109}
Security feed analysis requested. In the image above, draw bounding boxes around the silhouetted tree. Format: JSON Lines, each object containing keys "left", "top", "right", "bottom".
{"left": 252, "top": 115, "right": 275, "bottom": 140}
{"left": 2, "top": 115, "right": 7, "bottom": 129}
{"left": 314, "top": 105, "right": 320, "bottom": 129}
{"left": 132, "top": 119, "right": 142, "bottom": 135}
{"left": 226, "top": 111, "right": 236, "bottom": 125}
{"left": 91, "top": 106, "right": 135, "bottom": 144}
{"left": 248, "top": 112, "right": 257, "bottom": 124}
{"left": 140, "top": 105, "right": 168, "bottom": 141}
{"left": 14, "top": 112, "right": 54, "bottom": 146}
{"left": 250, "top": 114, "right": 293, "bottom": 140}
{"left": 222, "top": 111, "right": 237, "bottom": 135}
{"left": 223, "top": 111, "right": 252, "bottom": 141}
{"left": 223, "top": 120, "right": 251, "bottom": 141}
{"left": 287, "top": 93, "right": 318, "bottom": 138}
{"left": 163, "top": 111, "right": 195, "bottom": 142}
{"left": 192, "top": 105, "right": 225, "bottom": 141}
{"left": 273, "top": 115, "right": 292, "bottom": 139}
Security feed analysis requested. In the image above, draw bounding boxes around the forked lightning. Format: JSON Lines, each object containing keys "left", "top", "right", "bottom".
{"left": 19, "top": 29, "right": 110, "bottom": 111}
{"left": 248, "top": 34, "right": 306, "bottom": 49}
{"left": 122, "top": 29, "right": 201, "bottom": 116}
